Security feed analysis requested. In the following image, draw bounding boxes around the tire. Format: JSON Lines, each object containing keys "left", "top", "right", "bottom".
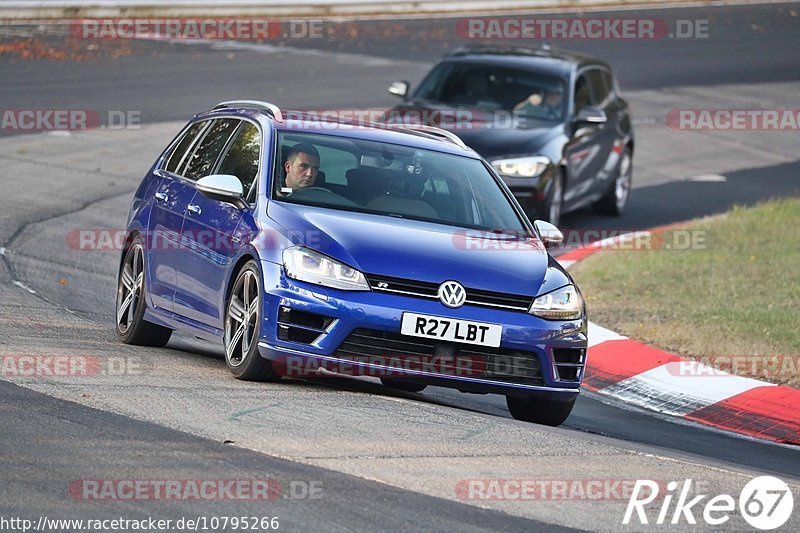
{"left": 594, "top": 147, "right": 632, "bottom": 216}
{"left": 543, "top": 173, "right": 564, "bottom": 226}
{"left": 224, "top": 261, "right": 281, "bottom": 382}
{"left": 116, "top": 236, "right": 172, "bottom": 347}
{"left": 506, "top": 395, "right": 576, "bottom": 427}
{"left": 380, "top": 377, "right": 427, "bottom": 393}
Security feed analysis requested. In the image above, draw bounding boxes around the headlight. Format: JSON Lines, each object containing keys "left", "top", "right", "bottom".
{"left": 283, "top": 246, "right": 370, "bottom": 291}
{"left": 528, "top": 285, "right": 583, "bottom": 320}
{"left": 491, "top": 156, "right": 550, "bottom": 178}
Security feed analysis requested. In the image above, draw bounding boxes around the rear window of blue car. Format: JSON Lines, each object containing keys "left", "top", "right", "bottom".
{"left": 273, "top": 132, "right": 527, "bottom": 233}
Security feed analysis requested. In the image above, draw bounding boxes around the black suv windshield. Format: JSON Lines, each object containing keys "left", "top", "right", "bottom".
{"left": 414, "top": 62, "right": 567, "bottom": 121}
{"left": 273, "top": 131, "right": 527, "bottom": 233}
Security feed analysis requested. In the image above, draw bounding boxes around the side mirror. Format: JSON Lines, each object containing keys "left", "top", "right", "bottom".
{"left": 388, "top": 80, "right": 410, "bottom": 99}
{"left": 534, "top": 220, "right": 563, "bottom": 249}
{"left": 574, "top": 106, "right": 607, "bottom": 124}
{"left": 196, "top": 174, "right": 246, "bottom": 208}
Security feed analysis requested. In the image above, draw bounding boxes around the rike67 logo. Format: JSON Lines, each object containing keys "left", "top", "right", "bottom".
{"left": 624, "top": 476, "right": 794, "bottom": 530}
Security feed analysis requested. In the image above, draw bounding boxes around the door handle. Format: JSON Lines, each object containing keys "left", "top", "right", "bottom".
{"left": 187, "top": 204, "right": 202, "bottom": 215}
{"left": 154, "top": 192, "right": 168, "bottom": 202}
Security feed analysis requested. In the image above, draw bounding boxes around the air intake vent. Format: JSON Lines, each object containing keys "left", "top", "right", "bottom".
{"left": 277, "top": 307, "right": 334, "bottom": 345}
{"left": 552, "top": 348, "right": 585, "bottom": 382}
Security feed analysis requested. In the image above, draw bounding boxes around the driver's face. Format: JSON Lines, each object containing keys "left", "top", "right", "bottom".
{"left": 545, "top": 91, "right": 562, "bottom": 106}
{"left": 284, "top": 152, "right": 320, "bottom": 190}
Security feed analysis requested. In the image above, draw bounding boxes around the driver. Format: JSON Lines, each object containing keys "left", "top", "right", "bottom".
{"left": 514, "top": 86, "right": 563, "bottom": 120}
{"left": 278, "top": 143, "right": 320, "bottom": 197}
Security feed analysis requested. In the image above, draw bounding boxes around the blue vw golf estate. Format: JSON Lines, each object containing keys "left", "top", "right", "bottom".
{"left": 117, "top": 100, "right": 587, "bottom": 426}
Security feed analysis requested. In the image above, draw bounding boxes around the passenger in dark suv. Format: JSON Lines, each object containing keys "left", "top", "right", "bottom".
{"left": 387, "top": 45, "right": 634, "bottom": 225}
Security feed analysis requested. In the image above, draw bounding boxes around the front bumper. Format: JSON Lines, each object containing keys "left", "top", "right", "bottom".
{"left": 257, "top": 261, "right": 587, "bottom": 399}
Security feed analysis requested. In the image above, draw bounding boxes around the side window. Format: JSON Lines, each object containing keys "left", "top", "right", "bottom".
{"left": 183, "top": 118, "right": 239, "bottom": 181}
{"left": 573, "top": 74, "right": 591, "bottom": 114}
{"left": 586, "top": 69, "right": 610, "bottom": 105}
{"left": 602, "top": 70, "right": 615, "bottom": 98}
{"left": 217, "top": 122, "right": 261, "bottom": 199}
{"left": 165, "top": 121, "right": 207, "bottom": 174}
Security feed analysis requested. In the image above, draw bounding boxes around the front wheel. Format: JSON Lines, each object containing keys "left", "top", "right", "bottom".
{"left": 543, "top": 174, "right": 564, "bottom": 226}
{"left": 506, "top": 395, "right": 576, "bottom": 426}
{"left": 224, "top": 261, "right": 280, "bottom": 382}
{"left": 594, "top": 147, "right": 632, "bottom": 216}
{"left": 116, "top": 237, "right": 172, "bottom": 347}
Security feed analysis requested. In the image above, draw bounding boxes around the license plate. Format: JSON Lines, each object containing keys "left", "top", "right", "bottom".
{"left": 400, "top": 312, "right": 502, "bottom": 348}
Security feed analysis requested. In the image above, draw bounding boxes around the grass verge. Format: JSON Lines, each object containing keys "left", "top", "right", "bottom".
{"left": 570, "top": 197, "right": 800, "bottom": 388}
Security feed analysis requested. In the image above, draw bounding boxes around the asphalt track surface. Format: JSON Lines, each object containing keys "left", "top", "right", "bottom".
{"left": 1, "top": 2, "right": 800, "bottom": 531}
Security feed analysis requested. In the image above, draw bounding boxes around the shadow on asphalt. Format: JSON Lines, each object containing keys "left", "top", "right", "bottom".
{"left": 561, "top": 160, "right": 800, "bottom": 231}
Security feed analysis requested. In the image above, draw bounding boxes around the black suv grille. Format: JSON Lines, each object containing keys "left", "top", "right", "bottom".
{"left": 333, "top": 328, "right": 543, "bottom": 386}
{"left": 366, "top": 274, "right": 533, "bottom": 312}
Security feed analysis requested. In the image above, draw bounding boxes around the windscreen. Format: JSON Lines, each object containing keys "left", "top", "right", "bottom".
{"left": 414, "top": 62, "right": 567, "bottom": 121}
{"left": 273, "top": 131, "right": 527, "bottom": 233}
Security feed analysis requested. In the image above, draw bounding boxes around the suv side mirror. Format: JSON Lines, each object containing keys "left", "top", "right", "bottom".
{"left": 196, "top": 174, "right": 246, "bottom": 208}
{"left": 388, "top": 80, "right": 410, "bottom": 99}
{"left": 533, "top": 220, "right": 563, "bottom": 249}
{"left": 574, "top": 106, "right": 607, "bottom": 124}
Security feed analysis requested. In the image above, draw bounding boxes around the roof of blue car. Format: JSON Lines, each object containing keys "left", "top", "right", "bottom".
{"left": 273, "top": 114, "right": 480, "bottom": 158}
{"left": 199, "top": 106, "right": 480, "bottom": 158}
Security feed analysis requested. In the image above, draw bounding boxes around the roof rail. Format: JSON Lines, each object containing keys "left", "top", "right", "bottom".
{"left": 388, "top": 123, "right": 469, "bottom": 150}
{"left": 214, "top": 100, "right": 283, "bottom": 122}
{"left": 447, "top": 45, "right": 552, "bottom": 58}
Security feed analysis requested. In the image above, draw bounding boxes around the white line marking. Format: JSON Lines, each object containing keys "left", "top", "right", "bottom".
{"left": 13, "top": 281, "right": 36, "bottom": 294}
{"left": 587, "top": 321, "right": 627, "bottom": 348}
{"left": 686, "top": 174, "right": 727, "bottom": 182}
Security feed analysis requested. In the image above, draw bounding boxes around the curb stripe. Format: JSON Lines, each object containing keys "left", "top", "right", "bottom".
{"left": 685, "top": 386, "right": 800, "bottom": 445}
{"left": 598, "top": 363, "right": 769, "bottom": 417}
{"left": 584, "top": 339, "right": 680, "bottom": 391}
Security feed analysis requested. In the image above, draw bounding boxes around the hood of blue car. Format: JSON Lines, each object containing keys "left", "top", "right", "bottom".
{"left": 268, "top": 202, "right": 549, "bottom": 297}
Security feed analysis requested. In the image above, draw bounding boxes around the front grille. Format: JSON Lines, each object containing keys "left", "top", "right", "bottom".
{"left": 552, "top": 347, "right": 585, "bottom": 382}
{"left": 333, "top": 328, "right": 544, "bottom": 386}
{"left": 366, "top": 274, "right": 533, "bottom": 312}
{"left": 277, "top": 307, "right": 334, "bottom": 345}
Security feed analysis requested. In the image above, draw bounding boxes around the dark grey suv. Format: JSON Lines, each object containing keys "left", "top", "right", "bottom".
{"left": 387, "top": 46, "right": 634, "bottom": 225}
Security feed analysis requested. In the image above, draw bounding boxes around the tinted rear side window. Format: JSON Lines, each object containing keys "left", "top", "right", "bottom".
{"left": 217, "top": 122, "right": 261, "bottom": 199}
{"left": 573, "top": 75, "right": 591, "bottom": 114}
{"left": 165, "top": 121, "right": 207, "bottom": 174}
{"left": 183, "top": 118, "right": 239, "bottom": 181}
{"left": 587, "top": 69, "right": 610, "bottom": 105}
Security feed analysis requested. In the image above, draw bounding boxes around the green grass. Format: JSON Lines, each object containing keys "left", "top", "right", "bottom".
{"left": 571, "top": 197, "right": 800, "bottom": 387}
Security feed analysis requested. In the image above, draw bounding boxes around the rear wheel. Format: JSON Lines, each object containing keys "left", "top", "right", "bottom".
{"left": 116, "top": 237, "right": 172, "bottom": 347}
{"left": 506, "top": 395, "right": 576, "bottom": 427}
{"left": 224, "top": 261, "right": 280, "bottom": 382}
{"left": 380, "top": 377, "right": 427, "bottom": 393}
{"left": 594, "top": 147, "right": 632, "bottom": 215}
